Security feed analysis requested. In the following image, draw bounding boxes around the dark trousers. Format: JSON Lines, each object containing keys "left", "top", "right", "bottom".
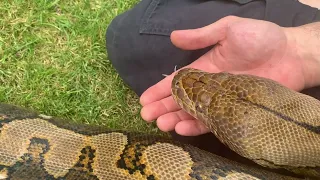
{"left": 106, "top": 0, "right": 320, "bottom": 163}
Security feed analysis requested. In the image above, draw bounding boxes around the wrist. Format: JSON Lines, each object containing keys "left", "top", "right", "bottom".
{"left": 283, "top": 23, "right": 320, "bottom": 89}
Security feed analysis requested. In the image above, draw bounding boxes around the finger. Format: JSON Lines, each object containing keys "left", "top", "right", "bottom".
{"left": 156, "top": 110, "right": 194, "bottom": 132}
{"left": 175, "top": 119, "right": 209, "bottom": 136}
{"left": 171, "top": 16, "right": 241, "bottom": 50}
{"left": 140, "top": 74, "right": 175, "bottom": 106}
{"left": 140, "top": 96, "right": 180, "bottom": 122}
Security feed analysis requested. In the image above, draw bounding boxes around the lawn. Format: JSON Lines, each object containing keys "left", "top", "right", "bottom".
{"left": 0, "top": 0, "right": 162, "bottom": 134}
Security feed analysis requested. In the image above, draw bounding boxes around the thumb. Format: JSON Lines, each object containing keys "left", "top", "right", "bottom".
{"left": 170, "top": 16, "right": 241, "bottom": 50}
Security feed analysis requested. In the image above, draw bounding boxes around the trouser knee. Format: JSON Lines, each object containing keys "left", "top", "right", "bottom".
{"left": 106, "top": 0, "right": 217, "bottom": 96}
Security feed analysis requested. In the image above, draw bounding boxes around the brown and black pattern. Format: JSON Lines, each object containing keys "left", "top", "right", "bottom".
{"left": 0, "top": 103, "right": 302, "bottom": 180}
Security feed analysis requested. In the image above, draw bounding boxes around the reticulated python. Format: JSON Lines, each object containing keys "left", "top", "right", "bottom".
{"left": 0, "top": 68, "right": 318, "bottom": 179}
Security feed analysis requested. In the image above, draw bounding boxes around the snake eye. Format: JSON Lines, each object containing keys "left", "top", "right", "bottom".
{"left": 195, "top": 103, "right": 205, "bottom": 113}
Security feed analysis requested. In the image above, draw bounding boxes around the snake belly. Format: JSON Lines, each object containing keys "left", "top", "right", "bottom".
{"left": 171, "top": 68, "right": 320, "bottom": 179}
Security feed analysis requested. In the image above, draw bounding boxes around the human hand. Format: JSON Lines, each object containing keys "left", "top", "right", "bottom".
{"left": 139, "top": 16, "right": 310, "bottom": 136}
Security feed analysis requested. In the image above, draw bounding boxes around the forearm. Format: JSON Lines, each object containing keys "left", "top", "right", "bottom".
{"left": 284, "top": 22, "right": 320, "bottom": 89}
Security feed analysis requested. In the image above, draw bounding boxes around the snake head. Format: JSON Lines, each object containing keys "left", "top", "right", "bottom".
{"left": 171, "top": 68, "right": 243, "bottom": 131}
{"left": 171, "top": 68, "right": 320, "bottom": 178}
{"left": 171, "top": 67, "right": 290, "bottom": 129}
{"left": 172, "top": 68, "right": 217, "bottom": 119}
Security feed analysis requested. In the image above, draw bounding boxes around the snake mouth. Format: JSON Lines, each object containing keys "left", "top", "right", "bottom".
{"left": 171, "top": 68, "right": 199, "bottom": 117}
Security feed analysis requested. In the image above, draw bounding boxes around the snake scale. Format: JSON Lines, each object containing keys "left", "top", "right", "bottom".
{"left": 0, "top": 68, "right": 319, "bottom": 180}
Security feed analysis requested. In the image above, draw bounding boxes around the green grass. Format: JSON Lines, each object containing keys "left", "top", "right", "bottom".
{"left": 0, "top": 0, "right": 162, "bottom": 134}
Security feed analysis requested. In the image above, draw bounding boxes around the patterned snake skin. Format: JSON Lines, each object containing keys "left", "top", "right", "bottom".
{"left": 172, "top": 68, "right": 320, "bottom": 179}
{"left": 0, "top": 68, "right": 318, "bottom": 179}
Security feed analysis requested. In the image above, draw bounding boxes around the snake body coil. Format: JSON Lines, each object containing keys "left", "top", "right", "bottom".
{"left": 0, "top": 68, "right": 319, "bottom": 179}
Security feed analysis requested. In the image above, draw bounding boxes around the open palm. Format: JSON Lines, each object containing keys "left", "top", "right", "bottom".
{"left": 140, "top": 16, "right": 307, "bottom": 136}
